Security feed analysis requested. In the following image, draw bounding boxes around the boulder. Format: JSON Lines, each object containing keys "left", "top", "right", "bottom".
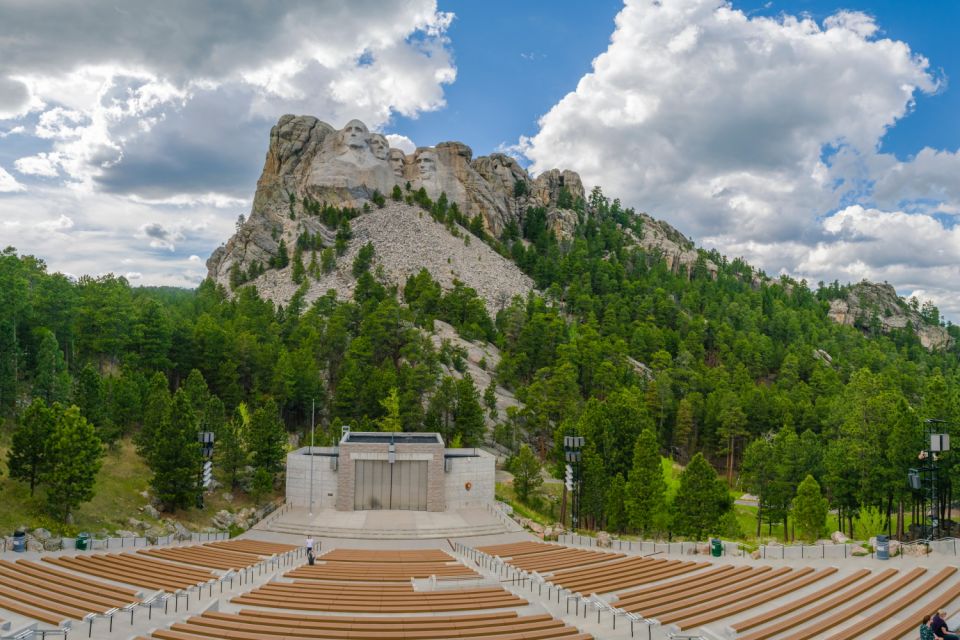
{"left": 114, "top": 529, "right": 138, "bottom": 538}
{"left": 596, "top": 532, "right": 611, "bottom": 548}
{"left": 32, "top": 528, "right": 52, "bottom": 541}
{"left": 127, "top": 517, "right": 147, "bottom": 530}
{"left": 831, "top": 531, "right": 849, "bottom": 544}
{"left": 222, "top": 492, "right": 234, "bottom": 503}
{"left": 26, "top": 539, "right": 43, "bottom": 552}
{"left": 697, "top": 543, "right": 711, "bottom": 555}
{"left": 42, "top": 537, "right": 62, "bottom": 551}
{"left": 171, "top": 522, "right": 192, "bottom": 541}
{"left": 142, "top": 504, "right": 161, "bottom": 519}
{"left": 212, "top": 510, "right": 235, "bottom": 530}
{"left": 750, "top": 549, "right": 762, "bottom": 560}
{"left": 851, "top": 544, "right": 869, "bottom": 556}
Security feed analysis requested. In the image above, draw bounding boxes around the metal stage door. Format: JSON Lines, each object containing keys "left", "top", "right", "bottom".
{"left": 354, "top": 460, "right": 428, "bottom": 510}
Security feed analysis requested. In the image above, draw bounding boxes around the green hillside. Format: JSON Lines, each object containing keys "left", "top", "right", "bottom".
{"left": 1, "top": 185, "right": 958, "bottom": 540}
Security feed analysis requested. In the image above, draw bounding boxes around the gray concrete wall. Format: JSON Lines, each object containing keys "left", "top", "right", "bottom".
{"left": 285, "top": 447, "right": 339, "bottom": 508}
{"left": 444, "top": 449, "right": 496, "bottom": 508}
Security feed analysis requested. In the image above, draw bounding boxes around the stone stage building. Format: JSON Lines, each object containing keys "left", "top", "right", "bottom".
{"left": 286, "top": 431, "right": 495, "bottom": 512}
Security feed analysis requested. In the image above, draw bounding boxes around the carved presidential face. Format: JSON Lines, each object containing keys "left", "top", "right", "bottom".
{"left": 368, "top": 134, "right": 389, "bottom": 161}
{"left": 389, "top": 149, "right": 406, "bottom": 177}
{"left": 416, "top": 149, "right": 437, "bottom": 179}
{"left": 339, "top": 119, "right": 369, "bottom": 150}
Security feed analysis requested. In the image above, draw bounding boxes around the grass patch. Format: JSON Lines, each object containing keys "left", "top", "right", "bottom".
{"left": 495, "top": 481, "right": 562, "bottom": 526}
{"left": 0, "top": 435, "right": 276, "bottom": 537}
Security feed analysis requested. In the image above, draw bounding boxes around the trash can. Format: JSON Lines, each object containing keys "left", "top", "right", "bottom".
{"left": 711, "top": 538, "right": 723, "bottom": 557}
{"left": 12, "top": 530, "right": 26, "bottom": 553}
{"left": 876, "top": 535, "right": 889, "bottom": 560}
{"left": 75, "top": 532, "right": 91, "bottom": 551}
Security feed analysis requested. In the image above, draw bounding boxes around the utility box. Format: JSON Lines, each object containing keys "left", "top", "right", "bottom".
{"left": 876, "top": 535, "right": 889, "bottom": 560}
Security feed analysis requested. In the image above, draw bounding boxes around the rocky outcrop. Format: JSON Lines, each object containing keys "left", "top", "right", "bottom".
{"left": 624, "top": 213, "right": 717, "bottom": 277}
{"left": 827, "top": 281, "right": 952, "bottom": 350}
{"left": 207, "top": 115, "right": 583, "bottom": 306}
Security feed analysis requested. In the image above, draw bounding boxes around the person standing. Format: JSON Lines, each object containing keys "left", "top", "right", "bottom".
{"left": 932, "top": 610, "right": 959, "bottom": 640}
{"left": 305, "top": 535, "right": 315, "bottom": 555}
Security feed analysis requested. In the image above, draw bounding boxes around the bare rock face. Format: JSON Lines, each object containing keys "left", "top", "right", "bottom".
{"left": 827, "top": 281, "right": 952, "bottom": 351}
{"left": 623, "top": 213, "right": 718, "bottom": 277}
{"left": 208, "top": 115, "right": 581, "bottom": 308}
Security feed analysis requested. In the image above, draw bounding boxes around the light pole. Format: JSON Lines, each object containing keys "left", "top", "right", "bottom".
{"left": 921, "top": 419, "right": 950, "bottom": 539}
{"left": 309, "top": 398, "right": 315, "bottom": 516}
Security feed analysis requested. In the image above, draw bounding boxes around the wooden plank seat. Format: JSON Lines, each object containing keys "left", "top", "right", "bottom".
{"left": 0, "top": 583, "right": 92, "bottom": 621}
{"left": 0, "top": 594, "right": 68, "bottom": 627}
{"left": 507, "top": 550, "right": 623, "bottom": 574}
{"left": 141, "top": 608, "right": 592, "bottom": 639}
{"left": 874, "top": 582, "right": 960, "bottom": 640}
{"left": 823, "top": 567, "right": 957, "bottom": 640}
{"left": 547, "top": 556, "right": 710, "bottom": 594}
{"left": 732, "top": 569, "right": 870, "bottom": 633}
{"left": 286, "top": 561, "right": 477, "bottom": 582}
{"left": 44, "top": 552, "right": 216, "bottom": 591}
{"left": 231, "top": 581, "right": 527, "bottom": 613}
{"left": 0, "top": 562, "right": 138, "bottom": 612}
{"left": 620, "top": 566, "right": 785, "bottom": 616}
{"left": 318, "top": 549, "right": 457, "bottom": 563}
{"left": 5, "top": 559, "right": 139, "bottom": 599}
{"left": 775, "top": 567, "right": 928, "bottom": 640}
{"left": 203, "top": 540, "right": 297, "bottom": 555}
{"left": 738, "top": 568, "right": 898, "bottom": 640}
{"left": 676, "top": 567, "right": 836, "bottom": 629}
{"left": 606, "top": 564, "right": 747, "bottom": 603}
{"left": 139, "top": 546, "right": 264, "bottom": 571}
{"left": 475, "top": 541, "right": 561, "bottom": 557}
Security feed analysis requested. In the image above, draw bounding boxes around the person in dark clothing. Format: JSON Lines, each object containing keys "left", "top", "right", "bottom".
{"left": 932, "top": 610, "right": 959, "bottom": 640}
{"left": 922, "top": 614, "right": 937, "bottom": 640}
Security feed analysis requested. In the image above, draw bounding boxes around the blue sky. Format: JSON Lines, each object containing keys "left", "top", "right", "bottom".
{"left": 1, "top": 0, "right": 960, "bottom": 317}
{"left": 389, "top": 0, "right": 959, "bottom": 163}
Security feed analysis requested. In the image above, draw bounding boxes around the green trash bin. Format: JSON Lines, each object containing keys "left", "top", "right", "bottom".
{"left": 711, "top": 538, "right": 723, "bottom": 557}
{"left": 75, "top": 532, "right": 90, "bottom": 551}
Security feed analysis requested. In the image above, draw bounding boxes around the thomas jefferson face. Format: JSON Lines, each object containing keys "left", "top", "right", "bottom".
{"left": 339, "top": 119, "right": 369, "bottom": 150}
{"left": 368, "top": 134, "right": 389, "bottom": 161}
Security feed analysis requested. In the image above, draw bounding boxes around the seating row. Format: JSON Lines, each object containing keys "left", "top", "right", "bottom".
{"left": 135, "top": 608, "right": 592, "bottom": 639}
{"left": 0, "top": 557, "right": 142, "bottom": 626}
{"left": 45, "top": 552, "right": 215, "bottom": 592}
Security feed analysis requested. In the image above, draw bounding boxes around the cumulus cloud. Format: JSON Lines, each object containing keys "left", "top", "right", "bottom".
{"left": 522, "top": 0, "right": 960, "bottom": 316}
{"left": 385, "top": 134, "right": 417, "bottom": 154}
{"left": 0, "top": 1, "right": 456, "bottom": 284}
{"left": 0, "top": 166, "right": 25, "bottom": 192}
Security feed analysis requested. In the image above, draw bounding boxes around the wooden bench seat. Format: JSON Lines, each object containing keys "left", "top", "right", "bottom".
{"left": 550, "top": 556, "right": 707, "bottom": 593}
{"left": 6, "top": 559, "right": 139, "bottom": 599}
{"left": 0, "top": 583, "right": 91, "bottom": 621}
{"left": 142, "top": 609, "right": 592, "bottom": 639}
{"left": 0, "top": 594, "right": 67, "bottom": 626}
{"left": 824, "top": 567, "right": 956, "bottom": 640}
{"left": 45, "top": 553, "right": 215, "bottom": 591}
{"left": 732, "top": 569, "right": 870, "bottom": 633}
{"left": 0, "top": 568, "right": 130, "bottom": 612}
{"left": 504, "top": 549, "right": 622, "bottom": 574}
{"left": 738, "top": 568, "right": 898, "bottom": 640}
{"left": 287, "top": 561, "right": 477, "bottom": 581}
{"left": 874, "top": 582, "right": 960, "bottom": 640}
{"left": 139, "top": 546, "right": 263, "bottom": 571}
{"left": 319, "top": 549, "right": 457, "bottom": 563}
{"left": 624, "top": 566, "right": 786, "bottom": 617}
{"left": 475, "top": 541, "right": 560, "bottom": 557}
{"left": 204, "top": 540, "right": 297, "bottom": 555}
{"left": 773, "top": 567, "right": 926, "bottom": 640}
{"left": 677, "top": 567, "right": 835, "bottom": 629}
{"left": 615, "top": 564, "right": 753, "bottom": 608}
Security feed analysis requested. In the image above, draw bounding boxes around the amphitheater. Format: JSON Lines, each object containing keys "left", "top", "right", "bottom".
{"left": 1, "top": 436, "right": 957, "bottom": 640}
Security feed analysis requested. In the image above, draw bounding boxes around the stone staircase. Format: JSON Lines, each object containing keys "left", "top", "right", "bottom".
{"left": 253, "top": 519, "right": 511, "bottom": 540}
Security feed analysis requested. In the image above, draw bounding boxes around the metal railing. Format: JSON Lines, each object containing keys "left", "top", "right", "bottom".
{"left": 1, "top": 531, "right": 228, "bottom": 555}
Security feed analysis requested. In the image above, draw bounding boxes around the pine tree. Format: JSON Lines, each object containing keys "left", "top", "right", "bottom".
{"left": 377, "top": 387, "right": 403, "bottom": 432}
{"left": 8, "top": 398, "right": 56, "bottom": 495}
{"left": 605, "top": 473, "right": 628, "bottom": 533}
{"left": 292, "top": 245, "right": 305, "bottom": 284}
{"left": 580, "top": 445, "right": 607, "bottom": 529}
{"left": 44, "top": 404, "right": 104, "bottom": 524}
{"left": 248, "top": 399, "right": 287, "bottom": 474}
{"left": 511, "top": 444, "right": 542, "bottom": 503}
{"left": 672, "top": 453, "right": 732, "bottom": 540}
{"left": 626, "top": 429, "right": 667, "bottom": 536}
{"left": 793, "top": 474, "right": 828, "bottom": 542}
{"left": 454, "top": 374, "right": 486, "bottom": 445}
{"left": 217, "top": 403, "right": 249, "bottom": 489}
{"left": 137, "top": 372, "right": 170, "bottom": 460}
{"left": 74, "top": 363, "right": 118, "bottom": 444}
{"left": 148, "top": 389, "right": 202, "bottom": 511}
{"left": 321, "top": 248, "right": 336, "bottom": 273}
{"left": 33, "top": 328, "right": 71, "bottom": 403}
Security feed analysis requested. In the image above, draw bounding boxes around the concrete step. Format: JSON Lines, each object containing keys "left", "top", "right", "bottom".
{"left": 255, "top": 521, "right": 511, "bottom": 540}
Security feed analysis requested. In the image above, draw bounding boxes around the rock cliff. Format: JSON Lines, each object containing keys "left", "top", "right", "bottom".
{"left": 827, "top": 281, "right": 952, "bottom": 350}
{"left": 207, "top": 115, "right": 584, "bottom": 308}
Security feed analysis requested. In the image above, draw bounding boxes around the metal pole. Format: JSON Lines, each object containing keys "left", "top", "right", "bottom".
{"left": 309, "top": 398, "right": 315, "bottom": 516}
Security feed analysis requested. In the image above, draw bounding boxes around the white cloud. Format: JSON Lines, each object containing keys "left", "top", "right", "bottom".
{"left": 521, "top": 0, "right": 960, "bottom": 317}
{"left": 35, "top": 214, "right": 74, "bottom": 232}
{"left": 385, "top": 134, "right": 416, "bottom": 154}
{"left": 0, "top": 166, "right": 25, "bottom": 192}
{"left": 0, "top": 1, "right": 456, "bottom": 285}
{"left": 15, "top": 152, "right": 62, "bottom": 177}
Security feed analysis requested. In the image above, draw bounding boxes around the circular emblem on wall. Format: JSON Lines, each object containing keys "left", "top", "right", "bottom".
{"left": 465, "top": 481, "right": 473, "bottom": 491}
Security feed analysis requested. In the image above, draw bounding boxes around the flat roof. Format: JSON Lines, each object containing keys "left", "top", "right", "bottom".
{"left": 341, "top": 431, "right": 443, "bottom": 445}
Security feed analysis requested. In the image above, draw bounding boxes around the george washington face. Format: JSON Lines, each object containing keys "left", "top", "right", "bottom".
{"left": 338, "top": 119, "right": 369, "bottom": 150}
